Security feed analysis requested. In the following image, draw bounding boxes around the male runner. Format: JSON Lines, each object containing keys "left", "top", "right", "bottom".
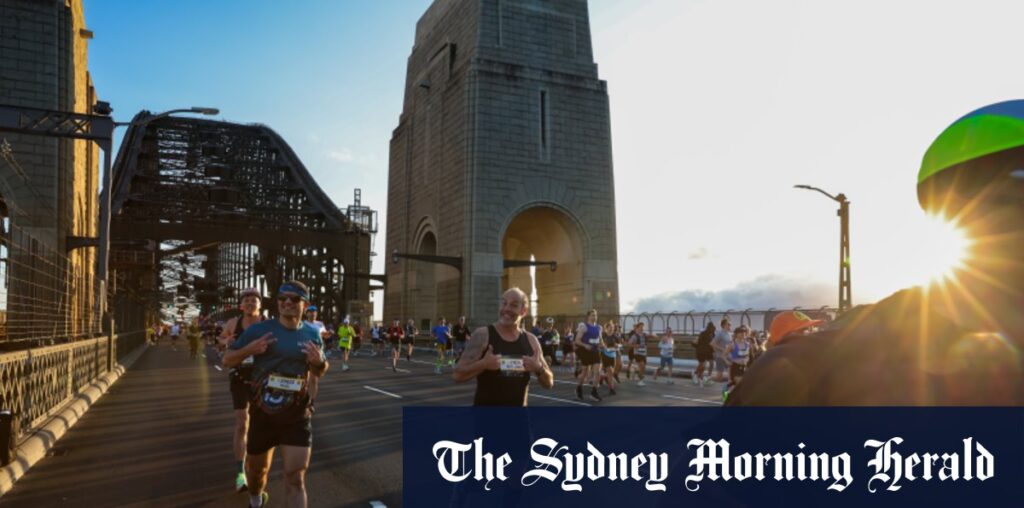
{"left": 539, "top": 318, "right": 560, "bottom": 366}
{"left": 403, "top": 318, "right": 419, "bottom": 361}
{"left": 225, "top": 281, "right": 328, "bottom": 508}
{"left": 451, "top": 316, "right": 471, "bottom": 362}
{"left": 453, "top": 288, "right": 554, "bottom": 405}
{"left": 336, "top": 318, "right": 355, "bottom": 371}
{"left": 170, "top": 322, "right": 181, "bottom": 350}
{"left": 386, "top": 319, "right": 404, "bottom": 372}
{"left": 219, "top": 287, "right": 264, "bottom": 493}
{"left": 431, "top": 317, "right": 452, "bottom": 374}
{"left": 627, "top": 323, "right": 648, "bottom": 386}
{"left": 728, "top": 100, "right": 1024, "bottom": 406}
{"left": 574, "top": 309, "right": 604, "bottom": 402}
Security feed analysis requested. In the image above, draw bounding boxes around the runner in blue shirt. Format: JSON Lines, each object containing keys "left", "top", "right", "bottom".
{"left": 224, "top": 280, "right": 328, "bottom": 508}
{"left": 432, "top": 317, "right": 452, "bottom": 374}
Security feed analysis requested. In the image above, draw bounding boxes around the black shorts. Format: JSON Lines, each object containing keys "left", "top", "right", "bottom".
{"left": 390, "top": 339, "right": 401, "bottom": 350}
{"left": 696, "top": 348, "right": 714, "bottom": 363}
{"left": 600, "top": 353, "right": 616, "bottom": 368}
{"left": 401, "top": 337, "right": 414, "bottom": 345}
{"left": 246, "top": 410, "right": 312, "bottom": 456}
{"left": 631, "top": 351, "right": 648, "bottom": 363}
{"left": 561, "top": 343, "right": 574, "bottom": 355}
{"left": 729, "top": 363, "right": 747, "bottom": 379}
{"left": 578, "top": 348, "right": 600, "bottom": 366}
{"left": 230, "top": 374, "right": 251, "bottom": 410}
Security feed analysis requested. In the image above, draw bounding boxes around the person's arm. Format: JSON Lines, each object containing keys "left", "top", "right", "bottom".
{"left": 452, "top": 327, "right": 499, "bottom": 383}
{"left": 523, "top": 333, "right": 553, "bottom": 389}
{"left": 223, "top": 331, "right": 275, "bottom": 368}
{"left": 302, "top": 338, "right": 329, "bottom": 378}
{"left": 574, "top": 323, "right": 588, "bottom": 349}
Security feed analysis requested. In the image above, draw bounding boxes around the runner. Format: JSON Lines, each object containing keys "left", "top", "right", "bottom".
{"left": 351, "top": 320, "right": 363, "bottom": 358}
{"left": 187, "top": 319, "right": 201, "bottom": 359}
{"left": 710, "top": 319, "right": 732, "bottom": 382}
{"left": 722, "top": 324, "right": 752, "bottom": 401}
{"left": 539, "top": 318, "right": 560, "bottom": 366}
{"left": 224, "top": 281, "right": 328, "bottom": 508}
{"left": 692, "top": 322, "right": 716, "bottom": 386}
{"left": 431, "top": 317, "right": 452, "bottom": 374}
{"left": 451, "top": 316, "right": 471, "bottom": 362}
{"left": 336, "top": 318, "right": 355, "bottom": 371}
{"left": 386, "top": 319, "right": 404, "bottom": 372}
{"left": 369, "top": 321, "right": 383, "bottom": 356}
{"left": 219, "top": 287, "right": 264, "bottom": 493}
{"left": 170, "top": 322, "right": 181, "bottom": 351}
{"left": 573, "top": 310, "right": 604, "bottom": 402}
{"left": 627, "top": 323, "right": 648, "bottom": 386}
{"left": 452, "top": 287, "right": 554, "bottom": 405}
{"left": 728, "top": 100, "right": 1024, "bottom": 405}
{"left": 561, "top": 324, "right": 576, "bottom": 375}
{"left": 403, "top": 318, "right": 419, "bottom": 362}
{"left": 599, "top": 321, "right": 618, "bottom": 395}
{"left": 302, "top": 306, "right": 329, "bottom": 402}
{"left": 653, "top": 327, "right": 675, "bottom": 384}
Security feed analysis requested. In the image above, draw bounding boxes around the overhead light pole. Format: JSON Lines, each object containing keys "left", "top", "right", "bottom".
{"left": 794, "top": 184, "right": 851, "bottom": 313}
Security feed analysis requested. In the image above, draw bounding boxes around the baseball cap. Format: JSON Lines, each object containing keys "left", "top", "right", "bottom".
{"left": 769, "top": 311, "right": 823, "bottom": 345}
{"left": 306, "top": 305, "right": 318, "bottom": 312}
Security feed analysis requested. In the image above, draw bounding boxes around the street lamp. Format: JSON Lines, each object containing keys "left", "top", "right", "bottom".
{"left": 794, "top": 184, "right": 851, "bottom": 313}
{"left": 98, "top": 106, "right": 220, "bottom": 326}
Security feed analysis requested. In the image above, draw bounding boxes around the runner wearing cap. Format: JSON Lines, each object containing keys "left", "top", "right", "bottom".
{"left": 431, "top": 317, "right": 453, "bottom": 374}
{"left": 574, "top": 309, "right": 604, "bottom": 402}
{"left": 225, "top": 280, "right": 328, "bottom": 508}
{"left": 728, "top": 100, "right": 1024, "bottom": 406}
{"left": 218, "top": 287, "right": 264, "bottom": 493}
{"left": 767, "top": 310, "right": 823, "bottom": 346}
{"left": 336, "top": 318, "right": 355, "bottom": 371}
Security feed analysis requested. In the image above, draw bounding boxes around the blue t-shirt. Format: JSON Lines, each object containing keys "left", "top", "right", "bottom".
{"left": 432, "top": 325, "right": 450, "bottom": 344}
{"left": 230, "top": 319, "right": 324, "bottom": 379}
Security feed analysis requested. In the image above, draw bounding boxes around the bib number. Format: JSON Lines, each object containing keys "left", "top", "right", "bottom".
{"left": 267, "top": 374, "right": 303, "bottom": 392}
{"left": 635, "top": 348, "right": 647, "bottom": 356}
{"left": 499, "top": 357, "right": 525, "bottom": 373}
{"left": 241, "top": 356, "right": 254, "bottom": 366}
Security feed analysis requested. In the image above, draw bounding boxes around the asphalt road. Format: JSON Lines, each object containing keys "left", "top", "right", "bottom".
{"left": 1, "top": 341, "right": 722, "bottom": 508}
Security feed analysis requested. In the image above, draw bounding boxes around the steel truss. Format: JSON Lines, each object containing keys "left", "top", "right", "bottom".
{"left": 109, "top": 113, "right": 372, "bottom": 324}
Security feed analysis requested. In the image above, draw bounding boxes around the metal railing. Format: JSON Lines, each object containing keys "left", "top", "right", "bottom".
{"left": 0, "top": 220, "right": 103, "bottom": 346}
{"left": 0, "top": 330, "right": 143, "bottom": 441}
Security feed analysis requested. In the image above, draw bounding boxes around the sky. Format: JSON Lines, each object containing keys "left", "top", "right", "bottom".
{"left": 83, "top": 0, "right": 1024, "bottom": 314}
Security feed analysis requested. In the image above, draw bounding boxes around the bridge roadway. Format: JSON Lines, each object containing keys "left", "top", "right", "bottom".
{"left": 2, "top": 340, "right": 721, "bottom": 508}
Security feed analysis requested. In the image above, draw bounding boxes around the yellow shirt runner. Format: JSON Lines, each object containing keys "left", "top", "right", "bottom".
{"left": 337, "top": 325, "right": 355, "bottom": 349}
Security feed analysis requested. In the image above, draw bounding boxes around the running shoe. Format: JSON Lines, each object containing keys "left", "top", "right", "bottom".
{"left": 589, "top": 388, "right": 603, "bottom": 402}
{"left": 608, "top": 387, "right": 617, "bottom": 396}
{"left": 250, "top": 491, "right": 269, "bottom": 508}
{"left": 637, "top": 380, "right": 646, "bottom": 387}
{"left": 235, "top": 472, "right": 247, "bottom": 493}
{"left": 575, "top": 385, "right": 584, "bottom": 400}
{"left": 342, "top": 364, "right": 350, "bottom": 372}
{"left": 392, "top": 364, "right": 397, "bottom": 372}
{"left": 691, "top": 371, "right": 699, "bottom": 385}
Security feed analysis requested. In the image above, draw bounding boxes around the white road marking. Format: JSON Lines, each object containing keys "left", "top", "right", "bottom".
{"left": 369, "top": 501, "right": 387, "bottom": 508}
{"left": 532, "top": 394, "right": 591, "bottom": 407}
{"left": 214, "top": 365, "right": 222, "bottom": 371}
{"left": 363, "top": 385, "right": 402, "bottom": 399}
{"left": 661, "top": 394, "right": 721, "bottom": 405}
{"left": 384, "top": 367, "right": 412, "bottom": 373}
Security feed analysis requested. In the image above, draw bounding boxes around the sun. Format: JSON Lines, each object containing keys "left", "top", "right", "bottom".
{"left": 914, "top": 214, "right": 972, "bottom": 284}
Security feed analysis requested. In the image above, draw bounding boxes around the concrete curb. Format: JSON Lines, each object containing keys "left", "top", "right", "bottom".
{"left": 0, "top": 342, "right": 149, "bottom": 498}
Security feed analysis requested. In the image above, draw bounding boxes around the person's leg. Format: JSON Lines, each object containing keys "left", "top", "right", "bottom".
{"left": 246, "top": 448, "right": 274, "bottom": 503}
{"left": 281, "top": 445, "right": 312, "bottom": 508}
{"left": 637, "top": 359, "right": 646, "bottom": 384}
{"left": 234, "top": 408, "right": 248, "bottom": 468}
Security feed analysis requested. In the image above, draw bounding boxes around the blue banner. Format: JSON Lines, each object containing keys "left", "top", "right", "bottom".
{"left": 403, "top": 407, "right": 1023, "bottom": 507}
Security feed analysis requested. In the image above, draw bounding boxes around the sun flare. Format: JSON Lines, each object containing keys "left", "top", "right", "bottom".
{"left": 915, "top": 214, "right": 972, "bottom": 285}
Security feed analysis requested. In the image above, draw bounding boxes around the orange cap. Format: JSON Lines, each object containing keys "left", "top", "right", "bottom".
{"left": 768, "top": 311, "right": 823, "bottom": 345}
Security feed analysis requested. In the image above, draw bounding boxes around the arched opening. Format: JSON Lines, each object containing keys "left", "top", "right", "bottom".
{"left": 410, "top": 230, "right": 437, "bottom": 328}
{"left": 501, "top": 205, "right": 585, "bottom": 321}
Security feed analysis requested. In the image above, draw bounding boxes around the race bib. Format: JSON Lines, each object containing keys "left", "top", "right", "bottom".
{"left": 589, "top": 338, "right": 600, "bottom": 345}
{"left": 241, "top": 356, "right": 254, "bottom": 366}
{"left": 267, "top": 374, "right": 304, "bottom": 392}
{"left": 635, "top": 347, "right": 647, "bottom": 355}
{"left": 499, "top": 357, "right": 525, "bottom": 373}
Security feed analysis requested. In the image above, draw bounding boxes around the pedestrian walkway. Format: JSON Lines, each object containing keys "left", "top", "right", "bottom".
{"left": 0, "top": 342, "right": 402, "bottom": 508}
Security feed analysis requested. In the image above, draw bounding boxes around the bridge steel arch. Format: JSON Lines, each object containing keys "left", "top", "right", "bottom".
{"left": 108, "top": 113, "right": 372, "bottom": 324}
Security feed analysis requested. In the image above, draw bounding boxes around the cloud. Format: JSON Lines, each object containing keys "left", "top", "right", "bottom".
{"left": 688, "top": 246, "right": 710, "bottom": 260}
{"left": 325, "top": 147, "right": 354, "bottom": 163}
{"left": 629, "top": 274, "right": 834, "bottom": 312}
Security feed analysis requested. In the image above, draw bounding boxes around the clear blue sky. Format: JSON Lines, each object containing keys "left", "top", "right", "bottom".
{"left": 84, "top": 1, "right": 1024, "bottom": 313}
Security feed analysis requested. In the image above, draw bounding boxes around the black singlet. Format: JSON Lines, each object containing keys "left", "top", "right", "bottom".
{"left": 231, "top": 315, "right": 262, "bottom": 378}
{"left": 473, "top": 325, "right": 533, "bottom": 407}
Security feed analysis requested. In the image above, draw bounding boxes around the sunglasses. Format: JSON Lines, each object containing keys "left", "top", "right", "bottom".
{"left": 277, "top": 295, "right": 303, "bottom": 304}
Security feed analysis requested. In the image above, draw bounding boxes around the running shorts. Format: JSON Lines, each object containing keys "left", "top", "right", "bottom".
{"left": 729, "top": 363, "right": 747, "bottom": 379}
{"left": 659, "top": 356, "right": 674, "bottom": 369}
{"left": 696, "top": 348, "right": 714, "bottom": 363}
{"left": 600, "top": 352, "right": 615, "bottom": 368}
{"left": 230, "top": 374, "right": 251, "bottom": 410}
{"left": 578, "top": 347, "right": 600, "bottom": 366}
{"left": 246, "top": 410, "right": 312, "bottom": 455}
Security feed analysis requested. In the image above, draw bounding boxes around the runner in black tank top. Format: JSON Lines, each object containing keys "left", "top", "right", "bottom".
{"left": 473, "top": 325, "right": 534, "bottom": 406}
{"left": 221, "top": 288, "right": 263, "bottom": 494}
{"left": 453, "top": 288, "right": 554, "bottom": 406}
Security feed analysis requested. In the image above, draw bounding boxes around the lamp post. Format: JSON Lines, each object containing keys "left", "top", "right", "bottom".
{"left": 98, "top": 107, "right": 219, "bottom": 326}
{"left": 794, "top": 184, "right": 851, "bottom": 313}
